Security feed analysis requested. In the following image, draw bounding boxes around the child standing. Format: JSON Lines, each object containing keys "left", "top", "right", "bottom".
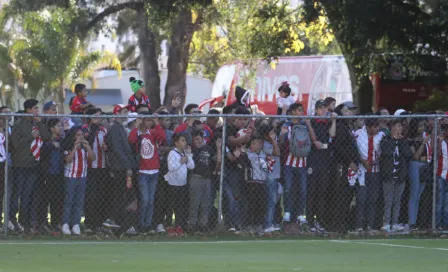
{"left": 129, "top": 112, "right": 166, "bottom": 234}
{"left": 188, "top": 130, "right": 222, "bottom": 234}
{"left": 61, "top": 127, "right": 95, "bottom": 235}
{"left": 436, "top": 124, "right": 448, "bottom": 229}
{"left": 70, "top": 84, "right": 93, "bottom": 126}
{"left": 276, "top": 82, "right": 295, "bottom": 116}
{"left": 128, "top": 77, "right": 150, "bottom": 110}
{"left": 165, "top": 134, "right": 195, "bottom": 236}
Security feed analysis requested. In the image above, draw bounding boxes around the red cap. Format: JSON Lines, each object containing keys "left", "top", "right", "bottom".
{"left": 113, "top": 104, "right": 132, "bottom": 115}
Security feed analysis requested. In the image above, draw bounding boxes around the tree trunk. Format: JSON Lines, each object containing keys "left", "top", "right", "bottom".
{"left": 137, "top": 10, "right": 161, "bottom": 109}
{"left": 164, "top": 8, "right": 199, "bottom": 112}
{"left": 57, "top": 80, "right": 65, "bottom": 114}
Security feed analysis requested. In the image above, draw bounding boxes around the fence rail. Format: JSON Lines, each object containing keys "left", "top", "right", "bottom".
{"left": 0, "top": 113, "right": 447, "bottom": 238}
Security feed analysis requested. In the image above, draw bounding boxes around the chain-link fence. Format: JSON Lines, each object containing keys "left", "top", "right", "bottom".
{"left": 0, "top": 112, "right": 447, "bottom": 238}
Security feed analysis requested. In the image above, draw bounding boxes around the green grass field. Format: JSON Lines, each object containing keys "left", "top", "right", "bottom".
{"left": 0, "top": 239, "right": 447, "bottom": 272}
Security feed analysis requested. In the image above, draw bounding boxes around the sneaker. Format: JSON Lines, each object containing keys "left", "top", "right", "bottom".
{"left": 72, "top": 224, "right": 81, "bottom": 236}
{"left": 125, "top": 226, "right": 138, "bottom": 235}
{"left": 61, "top": 224, "right": 71, "bottom": 235}
{"left": 228, "top": 227, "right": 236, "bottom": 232}
{"left": 313, "top": 221, "right": 325, "bottom": 233}
{"left": 14, "top": 222, "right": 24, "bottom": 233}
{"left": 167, "top": 227, "right": 177, "bottom": 237}
{"left": 381, "top": 225, "right": 391, "bottom": 232}
{"left": 356, "top": 228, "right": 364, "bottom": 232}
{"left": 102, "top": 219, "right": 121, "bottom": 229}
{"left": 264, "top": 226, "right": 275, "bottom": 233}
{"left": 410, "top": 224, "right": 418, "bottom": 231}
{"left": 273, "top": 224, "right": 282, "bottom": 232}
{"left": 297, "top": 215, "right": 308, "bottom": 224}
{"left": 175, "top": 226, "right": 185, "bottom": 236}
{"left": 156, "top": 224, "right": 166, "bottom": 234}
{"left": 392, "top": 224, "right": 405, "bottom": 232}
{"left": 254, "top": 225, "right": 264, "bottom": 235}
{"left": 147, "top": 229, "right": 156, "bottom": 235}
{"left": 7, "top": 221, "right": 15, "bottom": 232}
{"left": 283, "top": 212, "right": 291, "bottom": 222}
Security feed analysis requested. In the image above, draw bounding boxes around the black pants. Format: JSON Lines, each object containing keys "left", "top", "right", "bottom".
{"left": 153, "top": 176, "right": 172, "bottom": 228}
{"left": 30, "top": 168, "right": 46, "bottom": 227}
{"left": 307, "top": 152, "right": 331, "bottom": 226}
{"left": 243, "top": 182, "right": 266, "bottom": 227}
{"left": 168, "top": 185, "right": 188, "bottom": 229}
{"left": 85, "top": 168, "right": 109, "bottom": 229}
{"left": 108, "top": 169, "right": 128, "bottom": 229}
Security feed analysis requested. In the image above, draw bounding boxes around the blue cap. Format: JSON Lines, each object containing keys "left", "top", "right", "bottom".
{"left": 43, "top": 101, "right": 59, "bottom": 111}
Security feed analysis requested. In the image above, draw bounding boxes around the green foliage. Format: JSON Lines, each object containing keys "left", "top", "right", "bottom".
{"left": 414, "top": 89, "right": 448, "bottom": 112}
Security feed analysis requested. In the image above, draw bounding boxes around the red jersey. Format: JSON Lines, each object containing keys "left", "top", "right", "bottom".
{"left": 174, "top": 123, "right": 213, "bottom": 145}
{"left": 64, "top": 148, "right": 88, "bottom": 178}
{"left": 70, "top": 96, "right": 88, "bottom": 113}
{"left": 129, "top": 125, "right": 166, "bottom": 173}
{"left": 83, "top": 125, "right": 107, "bottom": 169}
{"left": 128, "top": 94, "right": 150, "bottom": 109}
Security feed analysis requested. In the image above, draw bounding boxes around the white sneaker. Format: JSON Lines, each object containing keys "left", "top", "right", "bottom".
{"left": 7, "top": 221, "right": 14, "bottom": 231}
{"left": 264, "top": 226, "right": 275, "bottom": 233}
{"left": 381, "top": 225, "right": 390, "bottom": 232}
{"left": 72, "top": 224, "right": 81, "bottom": 236}
{"left": 156, "top": 224, "right": 166, "bottom": 233}
{"left": 283, "top": 212, "right": 291, "bottom": 222}
{"left": 15, "top": 222, "right": 24, "bottom": 232}
{"left": 297, "top": 215, "right": 308, "bottom": 224}
{"left": 392, "top": 224, "right": 405, "bottom": 232}
{"left": 62, "top": 224, "right": 71, "bottom": 235}
{"left": 273, "top": 224, "right": 282, "bottom": 231}
{"left": 228, "top": 227, "right": 236, "bottom": 232}
{"left": 356, "top": 228, "right": 364, "bottom": 232}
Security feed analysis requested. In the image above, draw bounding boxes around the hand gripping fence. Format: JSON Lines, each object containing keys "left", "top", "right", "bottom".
{"left": 0, "top": 112, "right": 447, "bottom": 237}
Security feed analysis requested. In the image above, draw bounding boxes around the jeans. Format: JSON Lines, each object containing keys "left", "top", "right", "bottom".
{"left": 138, "top": 173, "right": 159, "bottom": 228}
{"left": 62, "top": 177, "right": 87, "bottom": 226}
{"left": 10, "top": 167, "right": 37, "bottom": 227}
{"left": 383, "top": 178, "right": 406, "bottom": 226}
{"left": 222, "top": 181, "right": 241, "bottom": 227}
{"left": 436, "top": 177, "right": 448, "bottom": 227}
{"left": 283, "top": 166, "right": 307, "bottom": 217}
{"left": 264, "top": 179, "right": 278, "bottom": 228}
{"left": 188, "top": 174, "right": 211, "bottom": 227}
{"left": 355, "top": 173, "right": 380, "bottom": 229}
{"left": 408, "top": 161, "right": 427, "bottom": 225}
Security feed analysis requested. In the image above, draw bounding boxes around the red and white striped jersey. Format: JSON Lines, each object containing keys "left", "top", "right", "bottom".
{"left": 437, "top": 140, "right": 448, "bottom": 180}
{"left": 30, "top": 137, "right": 43, "bottom": 161}
{"left": 283, "top": 124, "right": 307, "bottom": 168}
{"left": 89, "top": 127, "right": 107, "bottom": 169}
{"left": 64, "top": 148, "right": 88, "bottom": 178}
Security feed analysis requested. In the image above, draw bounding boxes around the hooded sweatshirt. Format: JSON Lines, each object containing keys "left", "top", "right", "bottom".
{"left": 229, "top": 86, "right": 251, "bottom": 111}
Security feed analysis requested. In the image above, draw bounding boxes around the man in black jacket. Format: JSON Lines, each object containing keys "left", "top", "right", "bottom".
{"left": 103, "top": 112, "right": 136, "bottom": 230}
{"left": 380, "top": 119, "right": 413, "bottom": 232}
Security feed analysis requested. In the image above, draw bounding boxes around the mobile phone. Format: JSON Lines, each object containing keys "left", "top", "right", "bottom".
{"left": 175, "top": 92, "right": 180, "bottom": 98}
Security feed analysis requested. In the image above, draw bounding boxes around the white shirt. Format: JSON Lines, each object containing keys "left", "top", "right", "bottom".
{"left": 164, "top": 148, "right": 195, "bottom": 186}
{"left": 276, "top": 96, "right": 295, "bottom": 108}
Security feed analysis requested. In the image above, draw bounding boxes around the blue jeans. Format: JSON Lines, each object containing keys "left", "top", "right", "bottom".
{"left": 436, "top": 177, "right": 448, "bottom": 228}
{"left": 283, "top": 166, "right": 307, "bottom": 217}
{"left": 264, "top": 179, "right": 278, "bottom": 228}
{"left": 222, "top": 181, "right": 241, "bottom": 227}
{"left": 408, "top": 161, "right": 427, "bottom": 225}
{"left": 355, "top": 173, "right": 380, "bottom": 229}
{"left": 10, "top": 167, "right": 37, "bottom": 226}
{"left": 62, "top": 177, "right": 87, "bottom": 226}
{"left": 138, "top": 173, "right": 159, "bottom": 228}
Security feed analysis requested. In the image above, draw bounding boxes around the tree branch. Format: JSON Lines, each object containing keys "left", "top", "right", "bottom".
{"left": 85, "top": 1, "right": 145, "bottom": 31}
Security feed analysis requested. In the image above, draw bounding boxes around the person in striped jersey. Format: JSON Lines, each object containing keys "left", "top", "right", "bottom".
{"left": 83, "top": 108, "right": 108, "bottom": 233}
{"left": 279, "top": 103, "right": 316, "bottom": 228}
{"left": 436, "top": 124, "right": 448, "bottom": 229}
{"left": 61, "top": 126, "right": 96, "bottom": 235}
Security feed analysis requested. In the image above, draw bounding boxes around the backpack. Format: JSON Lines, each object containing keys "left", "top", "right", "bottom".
{"left": 289, "top": 124, "right": 311, "bottom": 157}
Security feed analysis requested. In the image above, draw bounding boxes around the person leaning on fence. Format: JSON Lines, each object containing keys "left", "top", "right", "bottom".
{"left": 61, "top": 126, "right": 95, "bottom": 235}
{"left": 279, "top": 102, "right": 316, "bottom": 231}
{"left": 354, "top": 115, "right": 384, "bottom": 232}
{"left": 187, "top": 130, "right": 222, "bottom": 234}
{"left": 9, "top": 99, "right": 47, "bottom": 233}
{"left": 436, "top": 124, "right": 448, "bottom": 229}
{"left": 379, "top": 119, "right": 412, "bottom": 232}
{"left": 103, "top": 107, "right": 136, "bottom": 230}
{"left": 82, "top": 107, "right": 108, "bottom": 233}
{"left": 129, "top": 111, "right": 166, "bottom": 234}
{"left": 165, "top": 133, "right": 195, "bottom": 236}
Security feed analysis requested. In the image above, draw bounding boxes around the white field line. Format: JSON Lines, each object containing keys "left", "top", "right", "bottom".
{"left": 0, "top": 239, "right": 445, "bottom": 246}
{"left": 330, "top": 240, "right": 448, "bottom": 251}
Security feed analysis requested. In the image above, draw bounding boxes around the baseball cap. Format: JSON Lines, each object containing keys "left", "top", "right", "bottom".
{"left": 43, "top": 101, "right": 59, "bottom": 112}
{"left": 126, "top": 112, "right": 138, "bottom": 125}
{"left": 315, "top": 99, "right": 327, "bottom": 109}
{"left": 113, "top": 104, "right": 133, "bottom": 115}
{"left": 342, "top": 101, "right": 357, "bottom": 109}
{"left": 394, "top": 109, "right": 410, "bottom": 116}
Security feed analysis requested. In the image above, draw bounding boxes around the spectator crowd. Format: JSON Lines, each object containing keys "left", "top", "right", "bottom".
{"left": 0, "top": 78, "right": 447, "bottom": 237}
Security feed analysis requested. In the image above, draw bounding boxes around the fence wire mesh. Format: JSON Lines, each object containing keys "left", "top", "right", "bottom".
{"left": 0, "top": 112, "right": 447, "bottom": 238}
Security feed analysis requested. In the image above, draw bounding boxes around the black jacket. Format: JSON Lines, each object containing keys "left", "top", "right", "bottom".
{"left": 379, "top": 136, "right": 413, "bottom": 182}
{"left": 106, "top": 121, "right": 135, "bottom": 170}
{"left": 333, "top": 120, "right": 359, "bottom": 167}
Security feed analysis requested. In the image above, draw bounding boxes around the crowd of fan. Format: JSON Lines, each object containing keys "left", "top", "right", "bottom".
{"left": 0, "top": 78, "right": 447, "bottom": 237}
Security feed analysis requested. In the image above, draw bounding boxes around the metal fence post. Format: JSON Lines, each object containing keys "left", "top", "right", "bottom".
{"left": 432, "top": 116, "right": 439, "bottom": 231}
{"left": 218, "top": 118, "right": 227, "bottom": 227}
{"left": 3, "top": 124, "right": 9, "bottom": 237}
